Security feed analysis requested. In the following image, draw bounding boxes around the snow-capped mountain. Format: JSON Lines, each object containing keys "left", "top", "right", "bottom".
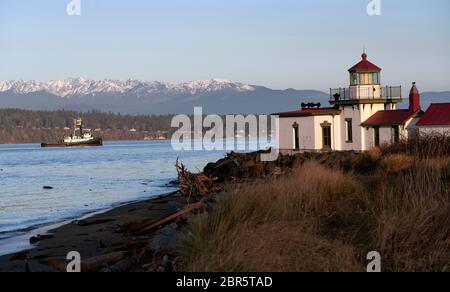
{"left": 0, "top": 78, "right": 330, "bottom": 114}
{"left": 1, "top": 78, "right": 445, "bottom": 115}
{"left": 0, "top": 78, "right": 256, "bottom": 98}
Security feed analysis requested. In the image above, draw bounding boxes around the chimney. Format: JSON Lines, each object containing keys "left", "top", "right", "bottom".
{"left": 409, "top": 82, "right": 421, "bottom": 113}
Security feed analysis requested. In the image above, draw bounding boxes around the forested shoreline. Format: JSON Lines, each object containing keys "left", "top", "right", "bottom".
{"left": 0, "top": 109, "right": 174, "bottom": 144}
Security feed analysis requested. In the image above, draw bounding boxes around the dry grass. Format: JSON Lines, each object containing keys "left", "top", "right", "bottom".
{"left": 379, "top": 154, "right": 415, "bottom": 174}
{"left": 381, "top": 133, "right": 450, "bottom": 158}
{"left": 374, "top": 160, "right": 450, "bottom": 272}
{"left": 182, "top": 221, "right": 361, "bottom": 272}
{"left": 179, "top": 163, "right": 368, "bottom": 272}
{"left": 179, "top": 158, "right": 450, "bottom": 272}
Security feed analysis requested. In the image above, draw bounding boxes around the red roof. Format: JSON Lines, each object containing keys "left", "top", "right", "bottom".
{"left": 416, "top": 103, "right": 450, "bottom": 126}
{"left": 348, "top": 53, "right": 382, "bottom": 73}
{"left": 275, "top": 108, "right": 341, "bottom": 117}
{"left": 361, "top": 110, "right": 417, "bottom": 127}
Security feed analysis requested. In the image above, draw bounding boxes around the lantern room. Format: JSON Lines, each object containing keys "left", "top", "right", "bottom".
{"left": 348, "top": 52, "right": 381, "bottom": 86}
{"left": 330, "top": 51, "right": 402, "bottom": 105}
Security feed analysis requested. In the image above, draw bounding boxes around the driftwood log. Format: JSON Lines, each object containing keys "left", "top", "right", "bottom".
{"left": 41, "top": 251, "right": 127, "bottom": 272}
{"left": 126, "top": 238, "right": 152, "bottom": 249}
{"left": 137, "top": 202, "right": 204, "bottom": 235}
{"left": 176, "top": 160, "right": 221, "bottom": 198}
{"left": 119, "top": 218, "right": 159, "bottom": 233}
{"left": 82, "top": 251, "right": 127, "bottom": 272}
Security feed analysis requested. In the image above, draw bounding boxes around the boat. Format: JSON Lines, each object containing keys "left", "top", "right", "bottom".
{"left": 41, "top": 118, "right": 103, "bottom": 148}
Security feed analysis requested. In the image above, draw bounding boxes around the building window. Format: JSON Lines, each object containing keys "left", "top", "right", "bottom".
{"left": 392, "top": 126, "right": 400, "bottom": 144}
{"left": 321, "top": 122, "right": 332, "bottom": 150}
{"left": 346, "top": 119, "right": 353, "bottom": 143}
{"left": 292, "top": 122, "right": 299, "bottom": 150}
{"left": 374, "top": 127, "right": 380, "bottom": 147}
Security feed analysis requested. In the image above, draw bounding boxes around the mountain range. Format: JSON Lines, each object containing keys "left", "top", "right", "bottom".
{"left": 0, "top": 78, "right": 448, "bottom": 115}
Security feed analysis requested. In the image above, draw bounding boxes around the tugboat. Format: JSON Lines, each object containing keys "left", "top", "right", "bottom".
{"left": 41, "top": 118, "right": 103, "bottom": 148}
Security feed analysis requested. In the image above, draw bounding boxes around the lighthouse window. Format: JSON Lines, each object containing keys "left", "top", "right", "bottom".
{"left": 359, "top": 73, "right": 370, "bottom": 85}
{"left": 292, "top": 123, "right": 300, "bottom": 150}
{"left": 372, "top": 73, "right": 379, "bottom": 84}
{"left": 374, "top": 127, "right": 380, "bottom": 147}
{"left": 358, "top": 73, "right": 379, "bottom": 85}
{"left": 351, "top": 73, "right": 358, "bottom": 85}
{"left": 321, "top": 122, "right": 332, "bottom": 150}
{"left": 392, "top": 126, "right": 400, "bottom": 144}
{"left": 346, "top": 119, "right": 353, "bottom": 143}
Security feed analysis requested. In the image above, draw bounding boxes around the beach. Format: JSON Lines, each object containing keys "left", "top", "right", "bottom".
{"left": 0, "top": 140, "right": 235, "bottom": 271}
{"left": 0, "top": 191, "right": 187, "bottom": 272}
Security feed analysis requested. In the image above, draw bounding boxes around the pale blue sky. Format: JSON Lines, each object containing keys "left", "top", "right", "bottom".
{"left": 0, "top": 0, "right": 449, "bottom": 91}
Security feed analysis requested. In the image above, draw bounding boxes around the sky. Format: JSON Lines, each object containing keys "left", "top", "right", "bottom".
{"left": 0, "top": 0, "right": 449, "bottom": 91}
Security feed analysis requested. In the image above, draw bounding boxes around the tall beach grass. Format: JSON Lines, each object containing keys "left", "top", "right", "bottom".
{"left": 179, "top": 138, "right": 450, "bottom": 272}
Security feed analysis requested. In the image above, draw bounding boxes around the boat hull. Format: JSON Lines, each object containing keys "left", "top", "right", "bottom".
{"left": 41, "top": 138, "right": 103, "bottom": 148}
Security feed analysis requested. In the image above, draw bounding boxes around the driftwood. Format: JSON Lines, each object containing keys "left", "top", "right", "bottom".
{"left": 137, "top": 202, "right": 204, "bottom": 235}
{"left": 82, "top": 251, "right": 127, "bottom": 272}
{"left": 41, "top": 251, "right": 127, "bottom": 272}
{"left": 76, "top": 219, "right": 116, "bottom": 227}
{"left": 176, "top": 160, "right": 221, "bottom": 198}
{"left": 126, "top": 238, "right": 152, "bottom": 249}
{"left": 119, "top": 218, "right": 159, "bottom": 233}
{"left": 40, "top": 259, "right": 67, "bottom": 272}
{"left": 29, "top": 234, "right": 54, "bottom": 244}
{"left": 9, "top": 251, "right": 29, "bottom": 262}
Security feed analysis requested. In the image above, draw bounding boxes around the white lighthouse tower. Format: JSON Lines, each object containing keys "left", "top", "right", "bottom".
{"left": 331, "top": 51, "right": 402, "bottom": 108}
{"left": 329, "top": 52, "right": 403, "bottom": 150}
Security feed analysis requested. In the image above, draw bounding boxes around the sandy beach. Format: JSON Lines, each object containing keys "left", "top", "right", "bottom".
{"left": 0, "top": 191, "right": 188, "bottom": 272}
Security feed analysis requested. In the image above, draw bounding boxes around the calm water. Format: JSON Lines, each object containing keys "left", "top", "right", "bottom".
{"left": 0, "top": 140, "right": 256, "bottom": 255}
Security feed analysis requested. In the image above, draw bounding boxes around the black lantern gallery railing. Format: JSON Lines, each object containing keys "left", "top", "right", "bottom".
{"left": 330, "top": 86, "right": 402, "bottom": 102}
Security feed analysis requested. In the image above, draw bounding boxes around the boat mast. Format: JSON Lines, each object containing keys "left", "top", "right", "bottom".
{"left": 78, "top": 119, "right": 83, "bottom": 136}
{"left": 73, "top": 119, "right": 77, "bottom": 137}
{"left": 74, "top": 118, "right": 83, "bottom": 137}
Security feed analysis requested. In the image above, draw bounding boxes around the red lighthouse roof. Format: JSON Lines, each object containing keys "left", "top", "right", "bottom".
{"left": 416, "top": 103, "right": 450, "bottom": 126}
{"left": 361, "top": 110, "right": 417, "bottom": 127}
{"left": 348, "top": 52, "right": 382, "bottom": 73}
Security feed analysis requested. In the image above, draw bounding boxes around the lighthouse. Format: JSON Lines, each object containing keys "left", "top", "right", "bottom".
{"left": 275, "top": 51, "right": 420, "bottom": 152}
{"left": 331, "top": 51, "right": 402, "bottom": 110}
{"left": 329, "top": 51, "right": 404, "bottom": 150}
{"left": 274, "top": 50, "right": 449, "bottom": 152}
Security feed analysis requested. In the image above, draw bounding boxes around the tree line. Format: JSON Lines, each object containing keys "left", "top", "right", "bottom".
{"left": 0, "top": 109, "right": 175, "bottom": 144}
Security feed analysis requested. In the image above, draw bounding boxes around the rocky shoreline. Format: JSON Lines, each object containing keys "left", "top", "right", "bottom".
{"left": 0, "top": 150, "right": 364, "bottom": 272}
{"left": 0, "top": 191, "right": 190, "bottom": 272}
